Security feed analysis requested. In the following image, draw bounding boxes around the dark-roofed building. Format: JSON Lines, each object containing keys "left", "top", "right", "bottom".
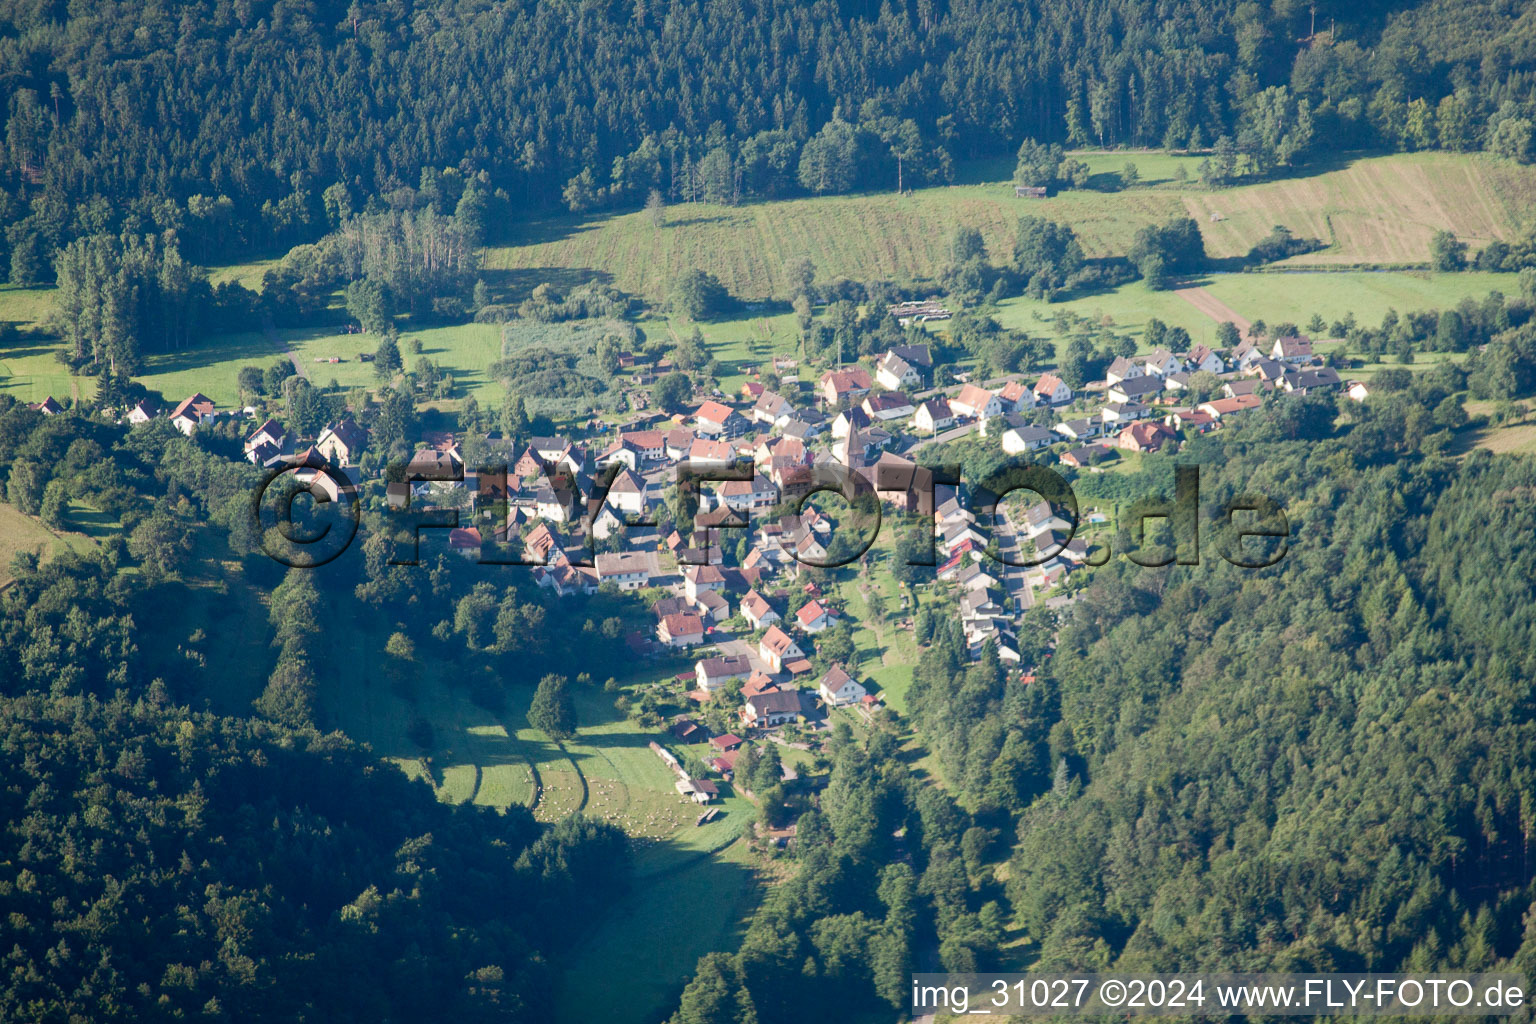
{"left": 742, "top": 689, "right": 804, "bottom": 728}
{"left": 696, "top": 654, "right": 753, "bottom": 692}
{"left": 817, "top": 664, "right": 866, "bottom": 707}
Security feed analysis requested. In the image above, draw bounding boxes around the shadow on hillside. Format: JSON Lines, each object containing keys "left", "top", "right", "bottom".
{"left": 478, "top": 266, "right": 615, "bottom": 305}
{"left": 0, "top": 342, "right": 65, "bottom": 362}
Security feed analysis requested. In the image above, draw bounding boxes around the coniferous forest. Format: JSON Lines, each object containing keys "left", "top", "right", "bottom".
{"left": 0, "top": 0, "right": 1533, "bottom": 276}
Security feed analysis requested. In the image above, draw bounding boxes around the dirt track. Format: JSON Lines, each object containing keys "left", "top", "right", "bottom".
{"left": 1175, "top": 286, "right": 1252, "bottom": 339}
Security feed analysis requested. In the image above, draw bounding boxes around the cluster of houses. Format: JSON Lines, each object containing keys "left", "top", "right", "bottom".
{"left": 91, "top": 326, "right": 1355, "bottom": 694}
{"left": 953, "top": 333, "right": 1346, "bottom": 467}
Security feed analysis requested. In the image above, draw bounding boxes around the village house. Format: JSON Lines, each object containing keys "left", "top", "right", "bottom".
{"left": 795, "top": 599, "right": 835, "bottom": 633}
{"left": 1141, "top": 348, "right": 1185, "bottom": 377}
{"left": 995, "top": 379, "right": 1037, "bottom": 413}
{"left": 1000, "top": 419, "right": 1057, "bottom": 455}
{"left": 943, "top": 519, "right": 989, "bottom": 555}
{"left": 448, "top": 526, "right": 482, "bottom": 558}
{"left": 597, "top": 430, "right": 666, "bottom": 471}
{"left": 658, "top": 612, "right": 706, "bottom": 647}
{"left": 1271, "top": 335, "right": 1314, "bottom": 363}
{"left": 710, "top": 475, "right": 776, "bottom": 514}
{"left": 683, "top": 563, "right": 727, "bottom": 603}
{"left": 602, "top": 468, "right": 650, "bottom": 515}
{"left": 912, "top": 398, "right": 956, "bottom": 435}
{"left": 1166, "top": 408, "right": 1218, "bottom": 433}
{"left": 1281, "top": 367, "right": 1343, "bottom": 394}
{"left": 694, "top": 400, "right": 746, "bottom": 437}
{"left": 876, "top": 350, "right": 922, "bottom": 390}
{"left": 953, "top": 562, "right": 1001, "bottom": 592}
{"left": 1099, "top": 401, "right": 1151, "bottom": 424}
{"left": 758, "top": 625, "right": 805, "bottom": 673}
{"left": 741, "top": 672, "right": 779, "bottom": 700}
{"left": 664, "top": 428, "right": 696, "bottom": 461}
{"left": 1104, "top": 356, "right": 1144, "bottom": 386}
{"left": 742, "top": 689, "right": 804, "bottom": 729}
{"left": 951, "top": 383, "right": 1003, "bottom": 419}
{"left": 1116, "top": 420, "right": 1178, "bottom": 452}
{"left": 1033, "top": 373, "right": 1073, "bottom": 406}
{"left": 1230, "top": 339, "right": 1263, "bottom": 369}
{"left": 126, "top": 398, "right": 158, "bottom": 425}
{"left": 316, "top": 418, "right": 368, "bottom": 467}
{"left": 959, "top": 588, "right": 1005, "bottom": 623}
{"left": 694, "top": 589, "right": 731, "bottom": 625}
{"left": 1023, "top": 500, "right": 1073, "bottom": 539}
{"left": 687, "top": 437, "right": 736, "bottom": 466}
{"left": 1223, "top": 378, "right": 1263, "bottom": 399}
{"left": 1060, "top": 443, "right": 1113, "bottom": 468}
{"left": 777, "top": 419, "right": 816, "bottom": 443}
{"left": 244, "top": 418, "right": 287, "bottom": 467}
{"left": 1185, "top": 344, "right": 1226, "bottom": 374}
{"left": 740, "top": 590, "right": 780, "bottom": 630}
{"left": 531, "top": 436, "right": 587, "bottom": 473}
{"left": 696, "top": 654, "right": 753, "bottom": 692}
{"left": 1251, "top": 357, "right": 1289, "bottom": 382}
{"left": 1054, "top": 417, "right": 1101, "bottom": 442}
{"left": 817, "top": 665, "right": 867, "bottom": 707}
{"left": 170, "top": 393, "right": 216, "bottom": 435}
{"left": 831, "top": 405, "right": 870, "bottom": 440}
{"left": 532, "top": 478, "right": 582, "bottom": 522}
{"left": 819, "top": 367, "right": 874, "bottom": 406}
{"left": 1108, "top": 375, "right": 1164, "bottom": 405}
{"left": 753, "top": 434, "right": 804, "bottom": 467}
{"left": 594, "top": 550, "right": 659, "bottom": 590}
{"left": 1197, "top": 395, "right": 1264, "bottom": 420}
{"left": 861, "top": 391, "right": 915, "bottom": 422}
{"left": 670, "top": 718, "right": 709, "bottom": 745}
{"left": 752, "top": 391, "right": 795, "bottom": 428}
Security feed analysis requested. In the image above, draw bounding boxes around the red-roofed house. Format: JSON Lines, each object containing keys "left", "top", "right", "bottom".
{"left": 658, "top": 612, "right": 706, "bottom": 647}
{"left": 1197, "top": 394, "right": 1263, "bottom": 419}
{"left": 795, "top": 599, "right": 835, "bottom": 633}
{"left": 740, "top": 591, "right": 779, "bottom": 630}
{"left": 1115, "top": 421, "right": 1177, "bottom": 453}
{"left": 951, "top": 383, "right": 1002, "bottom": 419}
{"left": 758, "top": 626, "right": 805, "bottom": 673}
{"left": 1033, "top": 374, "right": 1073, "bottom": 405}
{"left": 694, "top": 400, "right": 745, "bottom": 436}
{"left": 819, "top": 368, "right": 873, "bottom": 406}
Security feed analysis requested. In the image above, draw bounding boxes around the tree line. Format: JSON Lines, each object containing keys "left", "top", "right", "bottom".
{"left": 2, "top": 0, "right": 1535, "bottom": 279}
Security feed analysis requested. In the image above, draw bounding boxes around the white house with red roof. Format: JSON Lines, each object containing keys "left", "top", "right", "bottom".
{"left": 795, "top": 599, "right": 835, "bottom": 633}
{"left": 1033, "top": 374, "right": 1073, "bottom": 406}
{"left": 758, "top": 626, "right": 805, "bottom": 673}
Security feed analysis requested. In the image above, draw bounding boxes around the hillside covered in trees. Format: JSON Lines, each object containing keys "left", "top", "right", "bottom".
{"left": 1, "top": 0, "right": 1536, "bottom": 277}
{"left": 666, "top": 391, "right": 1536, "bottom": 1023}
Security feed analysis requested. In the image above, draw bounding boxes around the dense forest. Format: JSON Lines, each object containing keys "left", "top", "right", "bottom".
{"left": 664, "top": 388, "right": 1536, "bottom": 1024}
{"left": 1, "top": 0, "right": 1535, "bottom": 276}
{"left": 0, "top": 398, "right": 647, "bottom": 1022}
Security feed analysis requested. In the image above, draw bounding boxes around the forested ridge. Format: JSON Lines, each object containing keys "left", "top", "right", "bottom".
{"left": 0, "top": 692, "right": 630, "bottom": 1022}
{"left": 1006, "top": 442, "right": 1536, "bottom": 975}
{"left": 0, "top": 399, "right": 638, "bottom": 1023}
{"left": 659, "top": 380, "right": 1536, "bottom": 1022}
{"left": 1, "top": 0, "right": 1535, "bottom": 273}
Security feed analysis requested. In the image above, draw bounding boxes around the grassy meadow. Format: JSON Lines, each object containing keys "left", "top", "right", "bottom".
{"left": 484, "top": 151, "right": 1536, "bottom": 303}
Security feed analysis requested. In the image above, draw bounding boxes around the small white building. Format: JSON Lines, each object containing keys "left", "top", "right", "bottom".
{"left": 818, "top": 665, "right": 867, "bottom": 707}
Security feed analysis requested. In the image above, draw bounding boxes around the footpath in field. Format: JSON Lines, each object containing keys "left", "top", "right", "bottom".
{"left": 1175, "top": 285, "right": 1252, "bottom": 338}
